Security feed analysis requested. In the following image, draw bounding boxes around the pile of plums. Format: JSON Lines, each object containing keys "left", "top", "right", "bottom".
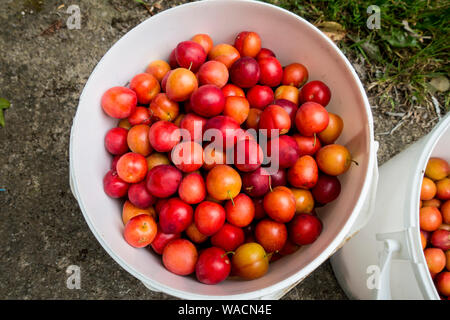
{"left": 419, "top": 157, "right": 450, "bottom": 298}
{"left": 102, "top": 31, "right": 354, "bottom": 285}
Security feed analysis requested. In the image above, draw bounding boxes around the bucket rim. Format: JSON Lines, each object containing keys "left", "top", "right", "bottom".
{"left": 406, "top": 113, "right": 450, "bottom": 300}
{"left": 69, "top": 0, "right": 376, "bottom": 299}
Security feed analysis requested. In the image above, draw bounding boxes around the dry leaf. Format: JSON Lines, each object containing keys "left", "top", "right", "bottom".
{"left": 316, "top": 21, "right": 346, "bottom": 42}
{"left": 429, "top": 76, "right": 449, "bottom": 92}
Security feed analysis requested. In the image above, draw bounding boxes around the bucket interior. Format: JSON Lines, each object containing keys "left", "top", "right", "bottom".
{"left": 70, "top": 0, "right": 373, "bottom": 297}
{"left": 409, "top": 115, "right": 450, "bottom": 299}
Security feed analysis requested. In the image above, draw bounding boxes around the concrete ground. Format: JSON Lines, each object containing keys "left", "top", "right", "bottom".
{"left": 0, "top": 0, "right": 445, "bottom": 299}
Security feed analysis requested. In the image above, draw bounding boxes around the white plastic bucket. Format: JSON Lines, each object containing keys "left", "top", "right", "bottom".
{"left": 69, "top": 0, "right": 377, "bottom": 299}
{"left": 331, "top": 113, "right": 450, "bottom": 300}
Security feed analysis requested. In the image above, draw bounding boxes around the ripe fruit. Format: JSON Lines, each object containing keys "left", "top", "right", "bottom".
{"left": 435, "top": 272, "right": 450, "bottom": 296}
{"left": 191, "top": 33, "right": 214, "bottom": 55}
{"left": 425, "top": 157, "right": 449, "bottom": 181}
{"left": 208, "top": 44, "right": 241, "bottom": 69}
{"left": 263, "top": 186, "right": 296, "bottom": 223}
{"left": 118, "top": 118, "right": 132, "bottom": 130}
{"left": 274, "top": 85, "right": 299, "bottom": 105}
{"left": 258, "top": 104, "right": 291, "bottom": 138}
{"left": 293, "top": 134, "right": 322, "bottom": 156}
{"left": 165, "top": 68, "right": 198, "bottom": 102}
{"left": 146, "top": 152, "right": 170, "bottom": 170}
{"left": 312, "top": 174, "right": 341, "bottom": 204}
{"left": 289, "top": 214, "right": 322, "bottom": 245}
{"left": 441, "top": 200, "right": 450, "bottom": 224}
{"left": 178, "top": 172, "right": 206, "bottom": 204}
{"left": 197, "top": 60, "right": 229, "bottom": 88}
{"left": 256, "top": 48, "right": 276, "bottom": 60}
{"left": 128, "top": 107, "right": 152, "bottom": 126}
{"left": 430, "top": 229, "right": 450, "bottom": 251}
{"left": 420, "top": 230, "right": 427, "bottom": 250}
{"left": 318, "top": 112, "right": 344, "bottom": 145}
{"left": 122, "top": 200, "right": 155, "bottom": 225}
{"left": 128, "top": 181, "right": 156, "bottom": 209}
{"left": 130, "top": 73, "right": 161, "bottom": 104}
{"left": 116, "top": 152, "right": 148, "bottom": 183}
{"left": 232, "top": 242, "right": 269, "bottom": 280}
{"left": 103, "top": 170, "right": 129, "bottom": 198}
{"left": 246, "top": 85, "right": 274, "bottom": 110}
{"left": 299, "top": 80, "right": 331, "bottom": 106}
{"left": 159, "top": 198, "right": 193, "bottom": 234}
{"left": 288, "top": 155, "right": 319, "bottom": 189}
{"left": 282, "top": 63, "right": 308, "bottom": 87}
{"left": 105, "top": 127, "right": 129, "bottom": 155}
{"left": 255, "top": 219, "right": 287, "bottom": 253}
{"left": 424, "top": 247, "right": 446, "bottom": 274}
{"left": 291, "top": 188, "right": 315, "bottom": 214}
{"left": 420, "top": 177, "right": 437, "bottom": 201}
{"left": 270, "top": 169, "right": 287, "bottom": 188}
{"left": 123, "top": 214, "right": 157, "bottom": 248}
{"left": 206, "top": 165, "right": 242, "bottom": 201}
{"left": 149, "top": 93, "right": 179, "bottom": 122}
{"left": 419, "top": 206, "right": 443, "bottom": 231}
{"left": 146, "top": 164, "right": 182, "bottom": 198}
{"left": 234, "top": 139, "right": 263, "bottom": 172}
{"left": 222, "top": 83, "right": 245, "bottom": 98}
{"left": 162, "top": 239, "right": 198, "bottom": 276}
{"left": 211, "top": 223, "right": 245, "bottom": 251}
{"left": 266, "top": 135, "right": 300, "bottom": 169}
{"left": 101, "top": 86, "right": 137, "bottom": 119}
{"left": 185, "top": 222, "right": 209, "bottom": 244}
{"left": 146, "top": 60, "right": 171, "bottom": 82}
{"left": 196, "top": 247, "right": 231, "bottom": 285}
{"left": 316, "top": 144, "right": 352, "bottom": 176}
{"left": 190, "top": 84, "right": 226, "bottom": 118}
{"left": 258, "top": 57, "right": 283, "bottom": 87}
{"left": 225, "top": 193, "right": 255, "bottom": 227}
{"left": 295, "top": 102, "right": 329, "bottom": 137}
{"left": 180, "top": 112, "right": 207, "bottom": 142}
{"left": 174, "top": 40, "right": 207, "bottom": 72}
{"left": 203, "top": 144, "right": 226, "bottom": 170}
{"left": 204, "top": 115, "right": 241, "bottom": 148}
{"left": 230, "top": 57, "right": 260, "bottom": 88}
{"left": 234, "top": 31, "right": 261, "bottom": 58}
{"left": 148, "top": 120, "right": 181, "bottom": 152}
{"left": 223, "top": 96, "right": 250, "bottom": 124}
{"left": 151, "top": 225, "right": 181, "bottom": 255}
{"left": 436, "top": 178, "right": 450, "bottom": 200}
{"left": 127, "top": 124, "right": 152, "bottom": 156}
{"left": 273, "top": 99, "right": 298, "bottom": 126}
{"left": 242, "top": 167, "right": 270, "bottom": 198}
{"left": 245, "top": 108, "right": 262, "bottom": 130}
{"left": 194, "top": 201, "right": 226, "bottom": 235}
{"left": 171, "top": 141, "right": 204, "bottom": 173}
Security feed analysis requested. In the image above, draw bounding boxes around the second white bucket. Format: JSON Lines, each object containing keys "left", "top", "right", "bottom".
{"left": 331, "top": 113, "right": 450, "bottom": 300}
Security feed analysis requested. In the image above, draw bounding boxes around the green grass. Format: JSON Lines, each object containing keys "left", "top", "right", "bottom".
{"left": 264, "top": 0, "right": 450, "bottom": 108}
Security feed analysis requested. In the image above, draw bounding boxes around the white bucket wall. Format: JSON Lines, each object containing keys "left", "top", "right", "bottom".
{"left": 331, "top": 113, "right": 450, "bottom": 300}
{"left": 69, "top": 0, "right": 377, "bottom": 299}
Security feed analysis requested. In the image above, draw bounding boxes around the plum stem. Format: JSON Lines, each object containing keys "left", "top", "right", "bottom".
{"left": 351, "top": 159, "right": 359, "bottom": 166}
{"left": 227, "top": 190, "right": 235, "bottom": 206}
{"left": 268, "top": 176, "right": 273, "bottom": 192}
{"left": 188, "top": 61, "right": 193, "bottom": 71}
{"left": 221, "top": 251, "right": 235, "bottom": 258}
{"left": 313, "top": 133, "right": 317, "bottom": 148}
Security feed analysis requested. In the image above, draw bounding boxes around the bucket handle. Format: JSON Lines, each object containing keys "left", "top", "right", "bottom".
{"left": 374, "top": 239, "right": 401, "bottom": 299}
